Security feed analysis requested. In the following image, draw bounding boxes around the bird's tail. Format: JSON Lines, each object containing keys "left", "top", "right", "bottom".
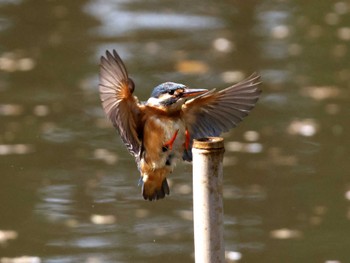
{"left": 139, "top": 168, "right": 170, "bottom": 201}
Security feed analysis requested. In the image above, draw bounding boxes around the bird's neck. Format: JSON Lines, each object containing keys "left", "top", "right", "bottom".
{"left": 144, "top": 104, "right": 183, "bottom": 118}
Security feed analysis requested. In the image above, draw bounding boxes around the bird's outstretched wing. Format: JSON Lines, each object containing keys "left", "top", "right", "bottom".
{"left": 182, "top": 73, "right": 262, "bottom": 161}
{"left": 99, "top": 50, "right": 142, "bottom": 159}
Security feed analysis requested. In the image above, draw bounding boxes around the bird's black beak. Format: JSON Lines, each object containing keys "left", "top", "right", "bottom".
{"left": 182, "top": 88, "right": 208, "bottom": 98}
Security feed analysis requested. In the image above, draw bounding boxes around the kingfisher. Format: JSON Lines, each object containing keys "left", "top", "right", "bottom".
{"left": 99, "top": 50, "right": 261, "bottom": 201}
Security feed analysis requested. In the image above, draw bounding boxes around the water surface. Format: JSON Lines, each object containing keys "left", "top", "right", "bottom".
{"left": 0, "top": 0, "right": 349, "bottom": 262}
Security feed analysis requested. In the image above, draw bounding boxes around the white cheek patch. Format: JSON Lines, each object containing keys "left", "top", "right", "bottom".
{"left": 146, "top": 97, "right": 161, "bottom": 106}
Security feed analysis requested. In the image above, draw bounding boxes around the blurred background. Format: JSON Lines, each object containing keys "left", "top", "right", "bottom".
{"left": 0, "top": 0, "right": 349, "bottom": 262}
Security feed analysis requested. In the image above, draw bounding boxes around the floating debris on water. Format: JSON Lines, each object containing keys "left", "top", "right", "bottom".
{"left": 0, "top": 144, "right": 35, "bottom": 155}
{"left": 225, "top": 250, "right": 242, "bottom": 262}
{"left": 287, "top": 119, "right": 319, "bottom": 137}
{"left": 0, "top": 230, "right": 18, "bottom": 244}
{"left": 243, "top": 130, "right": 260, "bottom": 142}
{"left": 300, "top": 86, "right": 340, "bottom": 101}
{"left": 0, "top": 52, "right": 36, "bottom": 72}
{"left": 33, "top": 105, "right": 50, "bottom": 117}
{"left": 91, "top": 214, "right": 116, "bottom": 225}
{"left": 337, "top": 27, "right": 350, "bottom": 41}
{"left": 226, "top": 141, "right": 263, "bottom": 153}
{"left": 175, "top": 209, "right": 193, "bottom": 221}
{"left": 93, "top": 148, "right": 118, "bottom": 165}
{"left": 0, "top": 256, "right": 41, "bottom": 263}
{"left": 221, "top": 71, "right": 245, "bottom": 83}
{"left": 270, "top": 228, "right": 303, "bottom": 239}
{"left": 0, "top": 104, "right": 24, "bottom": 116}
{"left": 212, "top": 37, "right": 234, "bottom": 53}
{"left": 175, "top": 59, "right": 209, "bottom": 74}
{"left": 271, "top": 25, "right": 290, "bottom": 39}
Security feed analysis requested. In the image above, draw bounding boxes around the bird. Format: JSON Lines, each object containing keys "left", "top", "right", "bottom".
{"left": 99, "top": 50, "right": 261, "bottom": 201}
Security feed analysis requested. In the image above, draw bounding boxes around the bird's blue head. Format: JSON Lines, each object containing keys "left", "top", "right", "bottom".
{"left": 150, "top": 82, "right": 186, "bottom": 98}
{"left": 147, "top": 82, "right": 207, "bottom": 108}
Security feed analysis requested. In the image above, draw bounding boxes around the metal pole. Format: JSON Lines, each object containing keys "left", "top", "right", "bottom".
{"left": 192, "top": 137, "right": 225, "bottom": 263}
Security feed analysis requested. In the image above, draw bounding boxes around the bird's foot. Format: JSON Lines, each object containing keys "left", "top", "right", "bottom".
{"left": 162, "top": 129, "right": 179, "bottom": 152}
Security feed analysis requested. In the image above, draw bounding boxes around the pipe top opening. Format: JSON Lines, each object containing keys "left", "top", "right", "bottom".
{"left": 193, "top": 137, "right": 224, "bottom": 149}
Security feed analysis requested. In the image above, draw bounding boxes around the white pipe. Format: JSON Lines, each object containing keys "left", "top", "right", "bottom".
{"left": 192, "top": 137, "right": 225, "bottom": 263}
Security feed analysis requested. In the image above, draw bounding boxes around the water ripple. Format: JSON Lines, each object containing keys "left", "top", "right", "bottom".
{"left": 85, "top": 0, "right": 223, "bottom": 36}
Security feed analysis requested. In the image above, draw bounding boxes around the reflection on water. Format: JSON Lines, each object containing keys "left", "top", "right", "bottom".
{"left": 86, "top": 0, "right": 223, "bottom": 37}
{"left": 0, "top": 0, "right": 349, "bottom": 262}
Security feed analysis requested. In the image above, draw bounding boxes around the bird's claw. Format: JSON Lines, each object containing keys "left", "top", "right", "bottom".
{"left": 162, "top": 129, "right": 179, "bottom": 152}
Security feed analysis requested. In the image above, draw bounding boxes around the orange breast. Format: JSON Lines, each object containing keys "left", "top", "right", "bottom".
{"left": 141, "top": 108, "right": 186, "bottom": 169}
{"left": 143, "top": 116, "right": 166, "bottom": 165}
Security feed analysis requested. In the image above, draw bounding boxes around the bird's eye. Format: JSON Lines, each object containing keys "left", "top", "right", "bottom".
{"left": 168, "top": 90, "right": 175, "bottom": 95}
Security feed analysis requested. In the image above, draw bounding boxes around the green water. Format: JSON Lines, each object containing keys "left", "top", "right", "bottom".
{"left": 0, "top": 0, "right": 349, "bottom": 262}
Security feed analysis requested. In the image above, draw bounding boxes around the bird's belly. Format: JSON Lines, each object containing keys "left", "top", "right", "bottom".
{"left": 158, "top": 118, "right": 186, "bottom": 152}
{"left": 143, "top": 117, "right": 186, "bottom": 170}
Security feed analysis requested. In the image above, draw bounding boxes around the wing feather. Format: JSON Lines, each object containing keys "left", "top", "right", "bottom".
{"left": 182, "top": 73, "right": 261, "bottom": 160}
{"left": 99, "top": 50, "right": 142, "bottom": 159}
